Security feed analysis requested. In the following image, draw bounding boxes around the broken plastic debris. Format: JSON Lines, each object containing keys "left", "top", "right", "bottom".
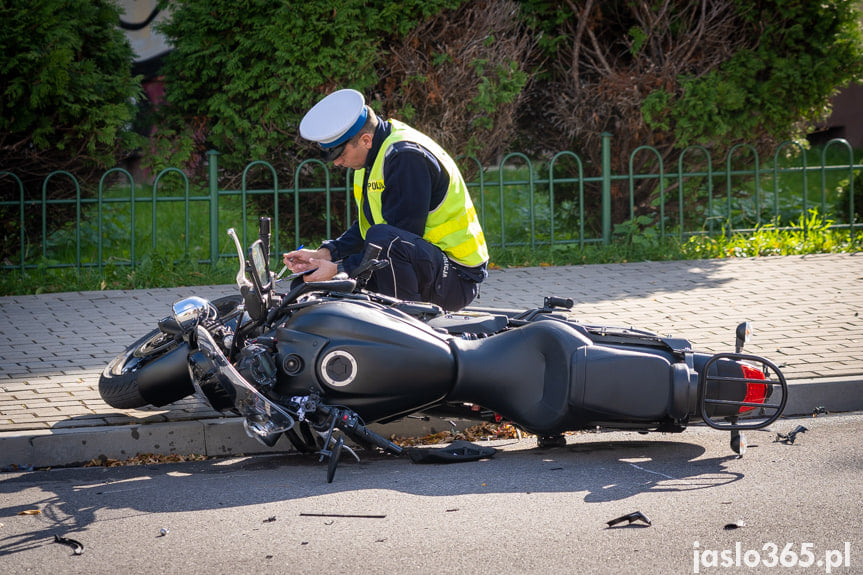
{"left": 775, "top": 425, "right": 808, "bottom": 444}
{"left": 407, "top": 440, "right": 497, "bottom": 463}
{"left": 53, "top": 534, "right": 84, "bottom": 555}
{"left": 724, "top": 520, "right": 746, "bottom": 530}
{"left": 606, "top": 511, "right": 652, "bottom": 528}
{"left": 811, "top": 406, "right": 828, "bottom": 417}
{"left": 300, "top": 512, "right": 386, "bottom": 519}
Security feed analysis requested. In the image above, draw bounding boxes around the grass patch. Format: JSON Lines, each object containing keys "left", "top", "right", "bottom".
{"left": 487, "top": 209, "right": 860, "bottom": 269}
{"left": 3, "top": 210, "right": 858, "bottom": 296}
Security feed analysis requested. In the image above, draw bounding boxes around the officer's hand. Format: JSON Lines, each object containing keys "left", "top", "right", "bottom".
{"left": 303, "top": 259, "right": 338, "bottom": 282}
{"left": 283, "top": 248, "right": 329, "bottom": 272}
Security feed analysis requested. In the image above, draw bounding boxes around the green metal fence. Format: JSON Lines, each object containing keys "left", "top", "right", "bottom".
{"left": 1, "top": 136, "right": 859, "bottom": 276}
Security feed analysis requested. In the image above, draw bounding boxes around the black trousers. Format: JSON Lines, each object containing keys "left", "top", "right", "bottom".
{"left": 363, "top": 224, "right": 479, "bottom": 312}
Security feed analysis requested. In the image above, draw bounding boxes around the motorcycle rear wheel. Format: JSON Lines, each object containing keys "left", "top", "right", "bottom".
{"left": 99, "top": 295, "right": 243, "bottom": 409}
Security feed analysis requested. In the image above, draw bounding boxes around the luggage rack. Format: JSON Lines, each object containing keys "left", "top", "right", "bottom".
{"left": 698, "top": 352, "right": 788, "bottom": 431}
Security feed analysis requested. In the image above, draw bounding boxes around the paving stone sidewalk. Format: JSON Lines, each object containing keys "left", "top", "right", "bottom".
{"left": 1, "top": 252, "right": 862, "bottom": 467}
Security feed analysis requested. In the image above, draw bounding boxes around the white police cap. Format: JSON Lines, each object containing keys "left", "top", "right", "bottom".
{"left": 300, "top": 89, "right": 368, "bottom": 161}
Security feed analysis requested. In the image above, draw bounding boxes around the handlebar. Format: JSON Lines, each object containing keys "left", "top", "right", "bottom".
{"left": 544, "top": 296, "right": 574, "bottom": 310}
{"left": 352, "top": 242, "right": 387, "bottom": 289}
{"left": 259, "top": 216, "right": 271, "bottom": 255}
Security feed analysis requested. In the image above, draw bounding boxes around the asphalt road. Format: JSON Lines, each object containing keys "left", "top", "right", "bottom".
{"left": 1, "top": 412, "right": 860, "bottom": 575}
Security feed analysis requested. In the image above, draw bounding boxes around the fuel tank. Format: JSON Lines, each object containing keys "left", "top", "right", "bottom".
{"left": 274, "top": 300, "right": 456, "bottom": 422}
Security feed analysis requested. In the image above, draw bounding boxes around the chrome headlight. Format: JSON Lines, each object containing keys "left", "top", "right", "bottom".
{"left": 172, "top": 296, "right": 213, "bottom": 331}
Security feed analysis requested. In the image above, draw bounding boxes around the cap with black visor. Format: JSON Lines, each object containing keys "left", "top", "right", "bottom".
{"left": 299, "top": 89, "right": 369, "bottom": 162}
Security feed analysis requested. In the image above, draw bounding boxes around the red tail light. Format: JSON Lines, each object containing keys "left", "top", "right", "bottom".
{"left": 739, "top": 364, "right": 767, "bottom": 413}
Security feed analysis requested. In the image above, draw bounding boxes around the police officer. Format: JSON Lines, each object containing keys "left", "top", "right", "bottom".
{"left": 283, "top": 89, "right": 489, "bottom": 311}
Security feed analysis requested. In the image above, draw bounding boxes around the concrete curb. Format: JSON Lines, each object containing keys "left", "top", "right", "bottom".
{"left": 2, "top": 378, "right": 860, "bottom": 470}
{"left": 0, "top": 412, "right": 483, "bottom": 469}
{"left": 784, "top": 376, "right": 863, "bottom": 416}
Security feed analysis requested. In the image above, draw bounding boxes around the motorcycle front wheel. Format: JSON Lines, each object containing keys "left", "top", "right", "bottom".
{"left": 98, "top": 295, "right": 243, "bottom": 409}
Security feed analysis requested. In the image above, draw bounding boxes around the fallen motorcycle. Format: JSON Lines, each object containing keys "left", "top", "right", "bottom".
{"left": 100, "top": 217, "right": 787, "bottom": 482}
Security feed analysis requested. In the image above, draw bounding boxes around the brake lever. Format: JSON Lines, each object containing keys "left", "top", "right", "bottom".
{"left": 316, "top": 407, "right": 362, "bottom": 483}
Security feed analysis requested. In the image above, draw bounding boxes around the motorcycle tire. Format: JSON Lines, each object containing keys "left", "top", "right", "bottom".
{"left": 99, "top": 295, "right": 243, "bottom": 409}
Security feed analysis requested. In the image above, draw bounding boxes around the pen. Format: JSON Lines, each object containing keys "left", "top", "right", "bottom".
{"left": 277, "top": 244, "right": 305, "bottom": 279}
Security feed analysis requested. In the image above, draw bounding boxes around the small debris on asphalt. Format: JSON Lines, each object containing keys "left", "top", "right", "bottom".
{"left": 606, "top": 511, "right": 652, "bottom": 528}
{"left": 775, "top": 425, "right": 808, "bottom": 444}
{"left": 17, "top": 509, "right": 41, "bottom": 515}
{"left": 812, "top": 406, "right": 828, "bottom": 417}
{"left": 405, "top": 414, "right": 430, "bottom": 421}
{"left": 53, "top": 534, "right": 84, "bottom": 555}
{"left": 724, "top": 520, "right": 746, "bottom": 530}
{"left": 263, "top": 516, "right": 277, "bottom": 523}
{"left": 159, "top": 528, "right": 170, "bottom": 537}
{"left": 300, "top": 512, "right": 386, "bottom": 519}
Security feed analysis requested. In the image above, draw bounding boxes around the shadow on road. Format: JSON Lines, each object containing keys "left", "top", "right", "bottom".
{"left": 0, "top": 437, "right": 744, "bottom": 557}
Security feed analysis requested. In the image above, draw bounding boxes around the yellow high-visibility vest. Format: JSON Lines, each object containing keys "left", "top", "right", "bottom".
{"left": 353, "top": 120, "right": 488, "bottom": 267}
